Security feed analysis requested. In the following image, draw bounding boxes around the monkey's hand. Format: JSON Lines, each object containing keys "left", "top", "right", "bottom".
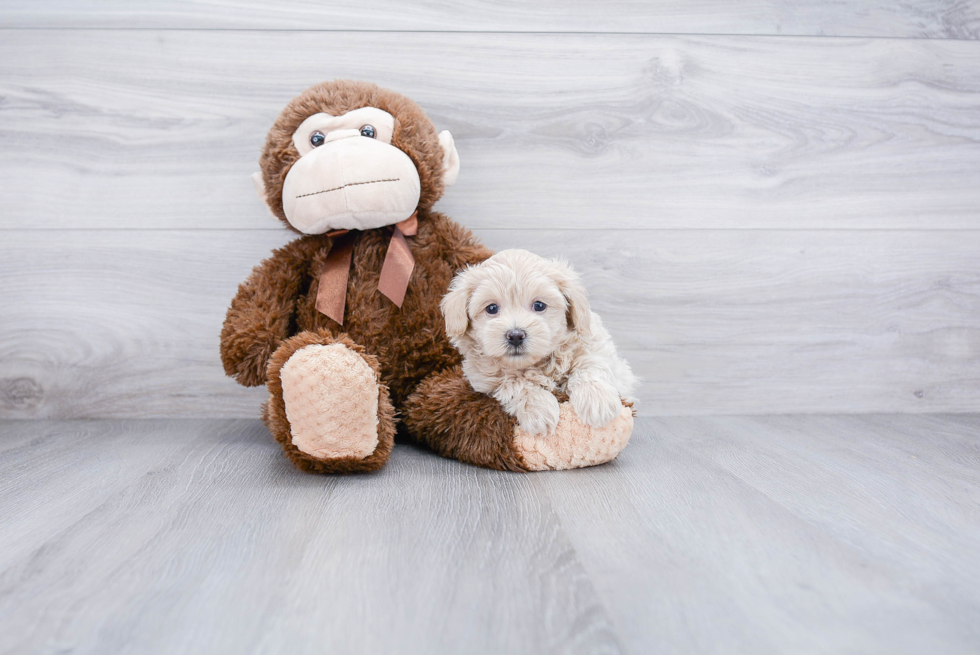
{"left": 220, "top": 247, "right": 303, "bottom": 387}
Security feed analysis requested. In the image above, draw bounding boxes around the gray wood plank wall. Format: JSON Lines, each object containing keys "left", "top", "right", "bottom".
{"left": 1, "top": 4, "right": 979, "bottom": 419}
{"left": 2, "top": 1, "right": 979, "bottom": 37}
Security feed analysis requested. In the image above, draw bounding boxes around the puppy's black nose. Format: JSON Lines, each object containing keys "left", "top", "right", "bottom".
{"left": 506, "top": 329, "right": 526, "bottom": 346}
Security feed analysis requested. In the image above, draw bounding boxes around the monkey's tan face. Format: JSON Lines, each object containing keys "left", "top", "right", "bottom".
{"left": 279, "top": 108, "right": 423, "bottom": 235}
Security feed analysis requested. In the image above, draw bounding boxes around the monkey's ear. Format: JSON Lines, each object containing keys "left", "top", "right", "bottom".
{"left": 252, "top": 171, "right": 281, "bottom": 219}
{"left": 438, "top": 130, "right": 460, "bottom": 187}
{"left": 441, "top": 267, "right": 475, "bottom": 339}
{"left": 252, "top": 171, "right": 268, "bottom": 205}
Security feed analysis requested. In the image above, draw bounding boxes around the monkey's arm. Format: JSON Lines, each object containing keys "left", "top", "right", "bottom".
{"left": 220, "top": 247, "right": 304, "bottom": 387}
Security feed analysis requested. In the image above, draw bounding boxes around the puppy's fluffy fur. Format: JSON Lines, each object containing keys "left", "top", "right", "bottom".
{"left": 441, "top": 249, "right": 636, "bottom": 436}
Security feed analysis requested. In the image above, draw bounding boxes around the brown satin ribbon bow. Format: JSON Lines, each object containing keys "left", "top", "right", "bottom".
{"left": 315, "top": 212, "right": 418, "bottom": 325}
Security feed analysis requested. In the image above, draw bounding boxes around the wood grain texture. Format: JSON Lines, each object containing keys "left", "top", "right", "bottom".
{"left": 1, "top": 228, "right": 977, "bottom": 419}
{"left": 536, "top": 413, "right": 980, "bottom": 654}
{"left": 1, "top": 0, "right": 978, "bottom": 38}
{"left": 1, "top": 415, "right": 978, "bottom": 653}
{"left": 0, "top": 419, "right": 620, "bottom": 655}
{"left": 2, "top": 30, "right": 980, "bottom": 230}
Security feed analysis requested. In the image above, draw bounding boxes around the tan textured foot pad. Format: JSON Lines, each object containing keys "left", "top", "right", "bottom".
{"left": 513, "top": 403, "right": 633, "bottom": 471}
{"left": 280, "top": 343, "right": 380, "bottom": 460}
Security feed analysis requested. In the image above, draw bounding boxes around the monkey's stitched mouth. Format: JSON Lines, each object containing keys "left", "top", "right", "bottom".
{"left": 296, "top": 178, "right": 401, "bottom": 199}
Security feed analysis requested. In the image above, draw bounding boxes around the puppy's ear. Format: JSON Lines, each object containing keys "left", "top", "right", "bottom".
{"left": 441, "top": 267, "right": 476, "bottom": 339}
{"left": 551, "top": 258, "right": 592, "bottom": 336}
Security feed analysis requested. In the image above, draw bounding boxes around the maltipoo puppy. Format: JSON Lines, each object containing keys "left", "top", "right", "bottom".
{"left": 441, "top": 249, "right": 637, "bottom": 436}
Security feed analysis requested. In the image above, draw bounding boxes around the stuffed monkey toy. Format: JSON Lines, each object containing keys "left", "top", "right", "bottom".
{"left": 220, "top": 80, "right": 633, "bottom": 473}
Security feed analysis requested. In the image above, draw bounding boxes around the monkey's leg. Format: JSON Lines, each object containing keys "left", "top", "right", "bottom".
{"left": 402, "top": 368, "right": 634, "bottom": 472}
{"left": 264, "top": 330, "right": 395, "bottom": 474}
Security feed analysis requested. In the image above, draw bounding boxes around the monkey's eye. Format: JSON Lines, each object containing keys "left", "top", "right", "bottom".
{"left": 359, "top": 125, "right": 376, "bottom": 138}
{"left": 532, "top": 301, "right": 547, "bottom": 312}
{"left": 310, "top": 131, "right": 325, "bottom": 147}
{"left": 485, "top": 303, "right": 499, "bottom": 315}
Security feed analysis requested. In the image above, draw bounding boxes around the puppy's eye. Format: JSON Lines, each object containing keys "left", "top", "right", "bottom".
{"left": 532, "top": 301, "right": 547, "bottom": 312}
{"left": 310, "top": 131, "right": 325, "bottom": 147}
{"left": 485, "top": 304, "right": 499, "bottom": 315}
{"left": 360, "top": 125, "right": 376, "bottom": 138}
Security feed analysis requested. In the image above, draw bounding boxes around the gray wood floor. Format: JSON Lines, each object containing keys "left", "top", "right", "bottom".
{"left": 2, "top": 415, "right": 978, "bottom": 654}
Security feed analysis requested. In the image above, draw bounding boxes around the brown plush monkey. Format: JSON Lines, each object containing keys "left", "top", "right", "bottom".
{"left": 220, "top": 80, "right": 633, "bottom": 474}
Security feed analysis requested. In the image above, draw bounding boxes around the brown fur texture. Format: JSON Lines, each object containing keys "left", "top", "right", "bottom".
{"left": 221, "top": 212, "right": 490, "bottom": 402}
{"left": 402, "top": 367, "right": 530, "bottom": 472}
{"left": 221, "top": 209, "right": 501, "bottom": 473}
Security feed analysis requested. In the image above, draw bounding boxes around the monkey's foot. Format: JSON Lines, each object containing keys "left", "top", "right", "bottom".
{"left": 512, "top": 401, "right": 634, "bottom": 471}
{"left": 265, "top": 331, "right": 395, "bottom": 474}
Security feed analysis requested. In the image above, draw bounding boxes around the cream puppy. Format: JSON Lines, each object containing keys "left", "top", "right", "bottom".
{"left": 441, "top": 249, "right": 636, "bottom": 436}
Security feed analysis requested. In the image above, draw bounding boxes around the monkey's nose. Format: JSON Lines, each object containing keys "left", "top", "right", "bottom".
{"left": 506, "top": 329, "right": 527, "bottom": 346}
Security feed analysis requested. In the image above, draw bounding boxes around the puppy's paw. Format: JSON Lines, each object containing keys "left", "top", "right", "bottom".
{"left": 515, "top": 388, "right": 561, "bottom": 436}
{"left": 570, "top": 379, "right": 622, "bottom": 429}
